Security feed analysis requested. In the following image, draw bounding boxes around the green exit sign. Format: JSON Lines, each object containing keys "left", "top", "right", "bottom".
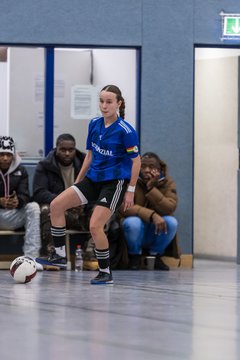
{"left": 223, "top": 16, "right": 240, "bottom": 36}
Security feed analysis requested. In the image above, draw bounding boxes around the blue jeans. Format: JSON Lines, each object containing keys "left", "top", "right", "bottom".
{"left": 122, "top": 216, "right": 178, "bottom": 256}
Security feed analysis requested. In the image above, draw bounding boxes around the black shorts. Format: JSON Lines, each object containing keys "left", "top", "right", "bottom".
{"left": 73, "top": 177, "right": 128, "bottom": 212}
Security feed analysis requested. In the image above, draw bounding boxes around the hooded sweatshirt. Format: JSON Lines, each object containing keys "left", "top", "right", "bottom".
{"left": 0, "top": 152, "right": 30, "bottom": 208}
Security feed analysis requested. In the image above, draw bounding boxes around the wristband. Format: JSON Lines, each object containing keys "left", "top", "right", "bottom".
{"left": 150, "top": 211, "right": 156, "bottom": 222}
{"left": 127, "top": 185, "right": 136, "bottom": 193}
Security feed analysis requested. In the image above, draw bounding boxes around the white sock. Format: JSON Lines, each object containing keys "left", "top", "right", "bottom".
{"left": 56, "top": 245, "right": 66, "bottom": 257}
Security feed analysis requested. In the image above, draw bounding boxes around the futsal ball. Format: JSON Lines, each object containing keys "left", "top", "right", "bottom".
{"left": 10, "top": 256, "right": 37, "bottom": 283}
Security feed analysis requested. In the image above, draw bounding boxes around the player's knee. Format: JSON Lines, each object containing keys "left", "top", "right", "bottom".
{"left": 49, "top": 200, "right": 57, "bottom": 215}
{"left": 89, "top": 222, "right": 103, "bottom": 238}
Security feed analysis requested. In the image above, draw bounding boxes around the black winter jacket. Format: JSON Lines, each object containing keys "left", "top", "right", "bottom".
{"left": 32, "top": 148, "right": 85, "bottom": 205}
{"left": 0, "top": 153, "right": 30, "bottom": 208}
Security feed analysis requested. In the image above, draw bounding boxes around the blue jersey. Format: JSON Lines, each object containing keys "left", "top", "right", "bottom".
{"left": 86, "top": 116, "right": 139, "bottom": 182}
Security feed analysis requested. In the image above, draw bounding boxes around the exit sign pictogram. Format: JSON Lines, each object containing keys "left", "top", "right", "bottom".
{"left": 223, "top": 16, "right": 240, "bottom": 36}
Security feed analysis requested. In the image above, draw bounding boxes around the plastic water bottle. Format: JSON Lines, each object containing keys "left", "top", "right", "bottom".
{"left": 75, "top": 245, "right": 83, "bottom": 272}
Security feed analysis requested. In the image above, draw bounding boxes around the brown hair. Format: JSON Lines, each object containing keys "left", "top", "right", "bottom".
{"left": 101, "top": 85, "right": 125, "bottom": 119}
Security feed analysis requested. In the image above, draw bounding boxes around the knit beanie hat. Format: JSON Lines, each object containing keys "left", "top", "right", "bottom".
{"left": 0, "top": 136, "right": 15, "bottom": 155}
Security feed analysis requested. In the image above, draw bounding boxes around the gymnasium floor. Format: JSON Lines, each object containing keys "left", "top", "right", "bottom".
{"left": 0, "top": 259, "right": 240, "bottom": 360}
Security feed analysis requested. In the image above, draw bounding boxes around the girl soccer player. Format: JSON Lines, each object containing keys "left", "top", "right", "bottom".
{"left": 50, "top": 85, "right": 141, "bottom": 284}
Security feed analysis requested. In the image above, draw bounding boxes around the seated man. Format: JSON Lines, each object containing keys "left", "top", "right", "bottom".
{"left": 33, "top": 133, "right": 96, "bottom": 269}
{"left": 119, "top": 152, "right": 179, "bottom": 270}
{"left": 0, "top": 136, "right": 41, "bottom": 262}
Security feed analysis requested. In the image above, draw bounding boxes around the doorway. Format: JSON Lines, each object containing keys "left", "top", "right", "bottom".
{"left": 194, "top": 47, "right": 239, "bottom": 261}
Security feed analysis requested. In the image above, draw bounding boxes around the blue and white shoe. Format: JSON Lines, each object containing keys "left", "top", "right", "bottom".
{"left": 90, "top": 271, "right": 113, "bottom": 285}
{"left": 36, "top": 251, "right": 67, "bottom": 270}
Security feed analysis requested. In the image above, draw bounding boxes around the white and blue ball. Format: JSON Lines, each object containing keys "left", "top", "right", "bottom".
{"left": 10, "top": 256, "right": 37, "bottom": 283}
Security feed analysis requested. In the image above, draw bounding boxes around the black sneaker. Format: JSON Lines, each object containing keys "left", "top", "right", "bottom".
{"left": 90, "top": 271, "right": 113, "bottom": 285}
{"left": 154, "top": 255, "right": 169, "bottom": 271}
{"left": 36, "top": 251, "right": 67, "bottom": 270}
{"left": 128, "top": 254, "right": 141, "bottom": 270}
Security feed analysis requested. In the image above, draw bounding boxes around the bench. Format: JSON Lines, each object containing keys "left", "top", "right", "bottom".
{"left": 0, "top": 229, "right": 90, "bottom": 270}
{"left": 0, "top": 163, "right": 93, "bottom": 270}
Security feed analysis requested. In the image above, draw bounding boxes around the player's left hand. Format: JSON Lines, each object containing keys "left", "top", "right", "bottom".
{"left": 123, "top": 191, "right": 134, "bottom": 211}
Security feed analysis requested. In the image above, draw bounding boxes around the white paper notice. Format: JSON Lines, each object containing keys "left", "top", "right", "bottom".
{"left": 71, "top": 85, "right": 101, "bottom": 119}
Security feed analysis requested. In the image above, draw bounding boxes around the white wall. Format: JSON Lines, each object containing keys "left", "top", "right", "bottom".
{"left": 0, "top": 62, "right": 8, "bottom": 135}
{"left": 194, "top": 49, "right": 239, "bottom": 259}
{"left": 93, "top": 49, "right": 136, "bottom": 127}
{"left": 8, "top": 47, "right": 45, "bottom": 157}
{"left": 54, "top": 49, "right": 92, "bottom": 150}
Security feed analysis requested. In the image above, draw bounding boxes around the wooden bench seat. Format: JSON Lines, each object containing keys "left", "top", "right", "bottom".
{"left": 0, "top": 229, "right": 90, "bottom": 270}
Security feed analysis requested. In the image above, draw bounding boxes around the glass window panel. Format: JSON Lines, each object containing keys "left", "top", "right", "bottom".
{"left": 53, "top": 48, "right": 137, "bottom": 152}
{"left": 8, "top": 47, "right": 45, "bottom": 160}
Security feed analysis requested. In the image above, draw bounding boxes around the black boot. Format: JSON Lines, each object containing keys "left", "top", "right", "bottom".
{"left": 154, "top": 255, "right": 169, "bottom": 271}
{"left": 128, "top": 254, "right": 141, "bottom": 270}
